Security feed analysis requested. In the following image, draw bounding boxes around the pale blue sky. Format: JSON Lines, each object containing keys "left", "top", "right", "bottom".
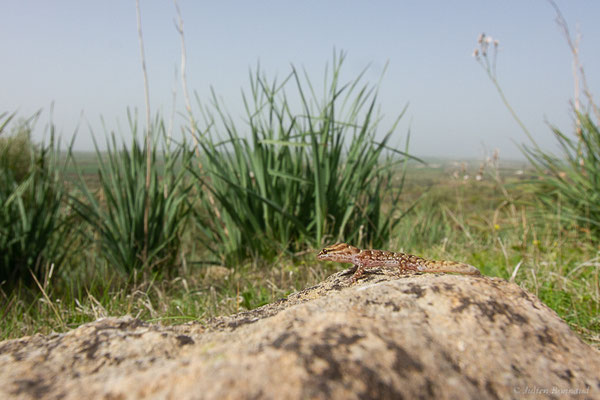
{"left": 2, "top": 1, "right": 599, "bottom": 159}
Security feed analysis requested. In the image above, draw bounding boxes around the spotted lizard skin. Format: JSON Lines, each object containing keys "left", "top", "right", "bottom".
{"left": 317, "top": 243, "right": 481, "bottom": 282}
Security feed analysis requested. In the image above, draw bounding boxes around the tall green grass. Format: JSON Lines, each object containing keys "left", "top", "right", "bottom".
{"left": 0, "top": 112, "right": 74, "bottom": 288}
{"left": 523, "top": 113, "right": 600, "bottom": 237}
{"left": 70, "top": 115, "right": 193, "bottom": 276}
{"left": 191, "top": 53, "right": 419, "bottom": 263}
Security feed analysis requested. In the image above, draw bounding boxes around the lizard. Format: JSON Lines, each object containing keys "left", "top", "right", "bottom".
{"left": 317, "top": 242, "right": 481, "bottom": 283}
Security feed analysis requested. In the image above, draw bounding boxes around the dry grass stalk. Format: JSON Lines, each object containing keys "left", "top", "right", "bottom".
{"left": 135, "top": 0, "right": 152, "bottom": 266}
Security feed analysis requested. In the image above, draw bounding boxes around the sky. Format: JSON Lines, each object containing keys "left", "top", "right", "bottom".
{"left": 2, "top": 1, "right": 599, "bottom": 160}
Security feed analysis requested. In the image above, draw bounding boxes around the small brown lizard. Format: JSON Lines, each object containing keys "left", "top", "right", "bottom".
{"left": 317, "top": 243, "right": 481, "bottom": 283}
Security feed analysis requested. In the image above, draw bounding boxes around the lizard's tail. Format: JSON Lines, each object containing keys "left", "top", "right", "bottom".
{"left": 420, "top": 260, "right": 481, "bottom": 275}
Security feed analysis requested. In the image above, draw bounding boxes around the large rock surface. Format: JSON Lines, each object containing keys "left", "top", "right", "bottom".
{"left": 0, "top": 268, "right": 598, "bottom": 399}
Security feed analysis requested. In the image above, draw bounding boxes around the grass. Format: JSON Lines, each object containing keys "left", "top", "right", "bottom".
{"left": 1, "top": 155, "right": 598, "bottom": 348}
{"left": 190, "top": 53, "right": 415, "bottom": 263}
{"left": 70, "top": 115, "right": 192, "bottom": 276}
{"left": 523, "top": 113, "right": 600, "bottom": 236}
{"left": 0, "top": 113, "right": 75, "bottom": 288}
{"left": 395, "top": 159, "right": 599, "bottom": 344}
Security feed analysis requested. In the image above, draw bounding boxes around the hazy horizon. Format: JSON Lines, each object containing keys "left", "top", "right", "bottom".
{"left": 2, "top": 1, "right": 599, "bottom": 161}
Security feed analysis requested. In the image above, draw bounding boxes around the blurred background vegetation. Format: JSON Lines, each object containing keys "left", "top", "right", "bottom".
{"left": 1, "top": 30, "right": 598, "bottom": 348}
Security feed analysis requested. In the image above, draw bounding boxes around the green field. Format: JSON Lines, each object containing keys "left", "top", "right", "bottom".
{"left": 1, "top": 152, "right": 598, "bottom": 348}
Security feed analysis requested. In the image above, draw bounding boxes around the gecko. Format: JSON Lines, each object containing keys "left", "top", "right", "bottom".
{"left": 317, "top": 243, "right": 481, "bottom": 283}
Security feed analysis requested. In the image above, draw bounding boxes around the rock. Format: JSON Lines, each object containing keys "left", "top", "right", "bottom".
{"left": 0, "top": 269, "right": 598, "bottom": 399}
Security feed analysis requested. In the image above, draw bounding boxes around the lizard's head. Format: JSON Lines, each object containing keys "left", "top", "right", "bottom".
{"left": 317, "top": 243, "right": 360, "bottom": 263}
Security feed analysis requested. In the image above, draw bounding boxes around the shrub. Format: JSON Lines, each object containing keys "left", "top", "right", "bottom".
{"left": 0, "top": 115, "right": 35, "bottom": 183}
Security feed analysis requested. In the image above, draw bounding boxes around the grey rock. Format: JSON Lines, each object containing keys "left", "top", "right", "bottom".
{"left": 0, "top": 269, "right": 598, "bottom": 399}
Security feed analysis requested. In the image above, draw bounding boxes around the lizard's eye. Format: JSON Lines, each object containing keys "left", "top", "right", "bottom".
{"left": 322, "top": 249, "right": 328, "bottom": 254}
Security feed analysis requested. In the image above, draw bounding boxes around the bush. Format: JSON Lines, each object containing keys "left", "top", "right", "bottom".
{"left": 0, "top": 115, "right": 35, "bottom": 183}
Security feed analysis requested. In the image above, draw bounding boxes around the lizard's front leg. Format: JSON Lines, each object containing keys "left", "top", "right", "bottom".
{"left": 350, "top": 262, "right": 366, "bottom": 283}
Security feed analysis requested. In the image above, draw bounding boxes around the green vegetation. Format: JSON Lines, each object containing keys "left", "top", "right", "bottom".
{"left": 0, "top": 113, "right": 35, "bottom": 183}
{"left": 523, "top": 113, "right": 600, "bottom": 237}
{"left": 395, "top": 161, "right": 599, "bottom": 344}
{"left": 0, "top": 56, "right": 598, "bottom": 350}
{"left": 70, "top": 115, "right": 193, "bottom": 276}
{"left": 192, "top": 54, "right": 414, "bottom": 263}
{"left": 0, "top": 112, "right": 74, "bottom": 288}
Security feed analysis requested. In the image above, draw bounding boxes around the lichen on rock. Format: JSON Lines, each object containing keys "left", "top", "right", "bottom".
{"left": 0, "top": 270, "right": 598, "bottom": 399}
